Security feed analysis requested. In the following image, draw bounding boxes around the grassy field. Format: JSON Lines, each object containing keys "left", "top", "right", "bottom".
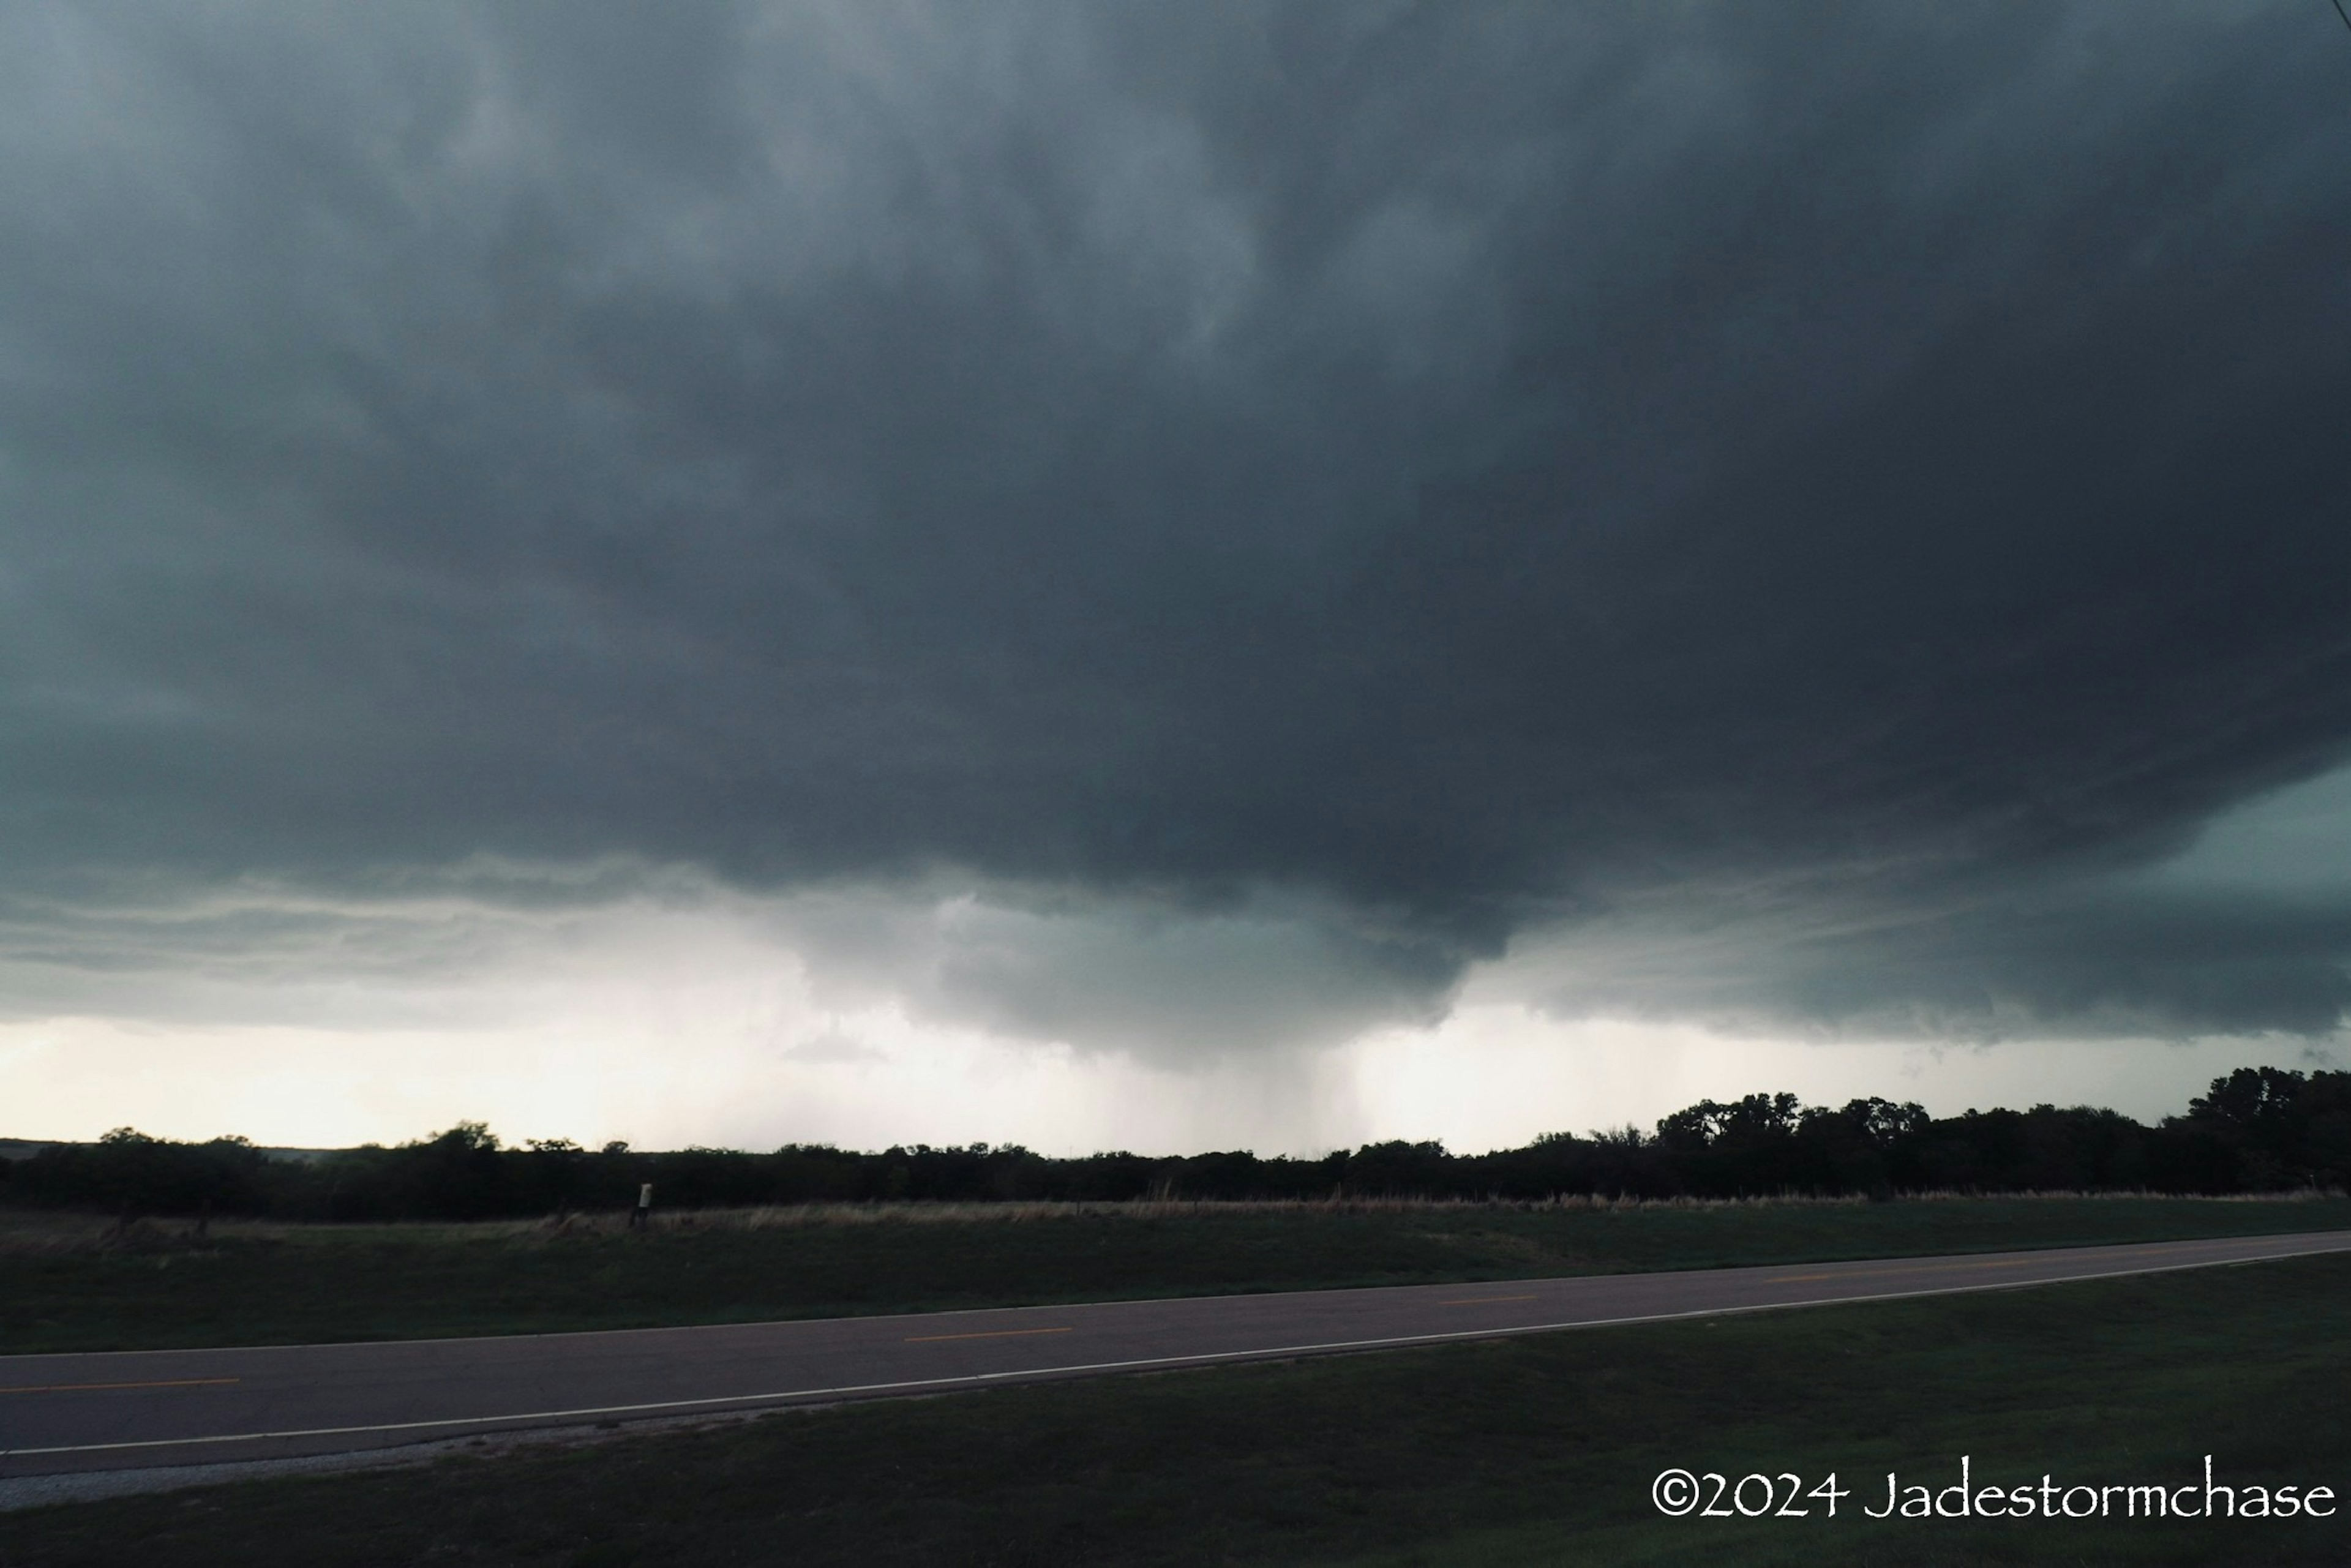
{"left": 4, "top": 1193, "right": 2347, "bottom": 1354}
{"left": 2, "top": 1248, "right": 2345, "bottom": 1565}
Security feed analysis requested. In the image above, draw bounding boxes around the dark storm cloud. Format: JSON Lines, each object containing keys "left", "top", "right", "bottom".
{"left": 1501, "top": 877, "right": 2351, "bottom": 1044}
{"left": 5, "top": 0, "right": 2351, "bottom": 1043}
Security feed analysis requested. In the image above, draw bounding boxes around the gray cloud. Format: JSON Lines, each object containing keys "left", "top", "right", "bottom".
{"left": 778, "top": 1027, "right": 885, "bottom": 1067}
{"left": 764, "top": 887, "right": 1460, "bottom": 1059}
{"left": 5, "top": 0, "right": 2351, "bottom": 1049}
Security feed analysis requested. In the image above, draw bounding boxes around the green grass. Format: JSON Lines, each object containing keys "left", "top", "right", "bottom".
{"left": 4, "top": 1195, "right": 2347, "bottom": 1354}
{"left": 3, "top": 1250, "right": 2345, "bottom": 1566}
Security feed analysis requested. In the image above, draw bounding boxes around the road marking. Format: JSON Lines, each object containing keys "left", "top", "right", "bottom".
{"left": 14, "top": 1234, "right": 2323, "bottom": 1360}
{"left": 1768, "top": 1258, "right": 2042, "bottom": 1284}
{"left": 904, "top": 1327, "right": 1075, "bottom": 1343}
{"left": 1766, "top": 1242, "right": 2209, "bottom": 1286}
{"left": 1439, "top": 1294, "right": 1538, "bottom": 1306}
{"left": 8, "top": 1236, "right": 2347, "bottom": 1463}
{"left": 13, "top": 1242, "right": 2348, "bottom": 1462}
{"left": 0, "top": 1377, "right": 240, "bottom": 1395}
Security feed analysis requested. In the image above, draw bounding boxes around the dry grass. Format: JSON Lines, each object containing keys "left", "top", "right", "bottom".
{"left": 3, "top": 1184, "right": 2340, "bottom": 1257}
{"left": 582, "top": 1185, "right": 2347, "bottom": 1232}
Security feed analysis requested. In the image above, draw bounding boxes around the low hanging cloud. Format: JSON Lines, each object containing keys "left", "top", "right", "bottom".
{"left": 4, "top": 0, "right": 2351, "bottom": 1057}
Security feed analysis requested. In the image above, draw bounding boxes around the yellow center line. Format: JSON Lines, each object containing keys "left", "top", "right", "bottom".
{"left": 1768, "top": 1258, "right": 2062, "bottom": 1285}
{"left": 1, "top": 1377, "right": 241, "bottom": 1395}
{"left": 904, "top": 1326, "right": 1076, "bottom": 1343}
{"left": 1767, "top": 1244, "right": 2241, "bottom": 1286}
{"left": 1439, "top": 1294, "right": 1539, "bottom": 1306}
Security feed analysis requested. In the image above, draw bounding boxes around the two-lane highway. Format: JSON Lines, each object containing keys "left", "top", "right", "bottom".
{"left": 7, "top": 1229, "right": 2348, "bottom": 1477}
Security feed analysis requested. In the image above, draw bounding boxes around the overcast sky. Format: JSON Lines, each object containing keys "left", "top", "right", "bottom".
{"left": 6, "top": 1, "right": 2350, "bottom": 1152}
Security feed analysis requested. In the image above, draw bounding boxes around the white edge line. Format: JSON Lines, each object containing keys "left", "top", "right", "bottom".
{"left": 8, "top": 1239, "right": 2350, "bottom": 1462}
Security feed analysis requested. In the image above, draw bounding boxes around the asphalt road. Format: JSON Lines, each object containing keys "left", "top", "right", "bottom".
{"left": 6, "top": 1229, "right": 2348, "bottom": 1477}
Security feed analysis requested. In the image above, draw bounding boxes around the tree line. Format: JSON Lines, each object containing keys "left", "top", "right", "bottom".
{"left": 4, "top": 1066, "right": 2346, "bottom": 1221}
